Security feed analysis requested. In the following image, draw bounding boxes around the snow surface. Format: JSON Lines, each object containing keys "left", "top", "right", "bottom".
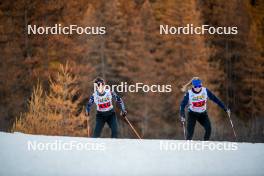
{"left": 0, "top": 132, "right": 263, "bottom": 176}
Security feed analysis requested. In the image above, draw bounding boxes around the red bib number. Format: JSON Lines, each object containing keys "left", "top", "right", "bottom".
{"left": 192, "top": 100, "right": 206, "bottom": 107}
{"left": 98, "top": 102, "right": 111, "bottom": 109}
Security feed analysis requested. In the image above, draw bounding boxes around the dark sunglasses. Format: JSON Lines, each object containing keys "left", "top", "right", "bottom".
{"left": 194, "top": 85, "right": 202, "bottom": 88}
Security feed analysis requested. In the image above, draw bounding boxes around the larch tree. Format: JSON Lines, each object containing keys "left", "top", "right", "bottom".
{"left": 13, "top": 63, "right": 88, "bottom": 136}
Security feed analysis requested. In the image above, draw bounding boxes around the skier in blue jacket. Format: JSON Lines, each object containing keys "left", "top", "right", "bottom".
{"left": 180, "top": 77, "right": 231, "bottom": 140}
{"left": 85, "top": 77, "right": 127, "bottom": 138}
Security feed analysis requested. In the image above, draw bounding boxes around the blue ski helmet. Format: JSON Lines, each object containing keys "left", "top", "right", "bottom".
{"left": 192, "top": 79, "right": 202, "bottom": 87}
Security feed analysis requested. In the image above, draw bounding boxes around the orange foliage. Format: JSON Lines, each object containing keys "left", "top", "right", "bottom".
{"left": 13, "top": 63, "right": 89, "bottom": 137}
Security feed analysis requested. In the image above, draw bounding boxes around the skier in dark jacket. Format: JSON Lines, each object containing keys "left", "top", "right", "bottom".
{"left": 180, "top": 77, "right": 230, "bottom": 140}
{"left": 85, "top": 77, "right": 127, "bottom": 138}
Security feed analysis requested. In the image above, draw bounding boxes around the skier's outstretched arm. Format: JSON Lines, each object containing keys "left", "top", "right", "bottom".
{"left": 206, "top": 88, "right": 228, "bottom": 112}
{"left": 86, "top": 95, "right": 94, "bottom": 116}
{"left": 180, "top": 92, "right": 189, "bottom": 121}
{"left": 112, "top": 91, "right": 127, "bottom": 115}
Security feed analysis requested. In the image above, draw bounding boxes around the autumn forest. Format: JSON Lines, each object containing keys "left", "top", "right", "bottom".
{"left": 0, "top": 0, "right": 263, "bottom": 142}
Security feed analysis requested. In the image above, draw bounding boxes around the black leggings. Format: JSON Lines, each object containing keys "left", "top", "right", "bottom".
{"left": 93, "top": 110, "right": 118, "bottom": 138}
{"left": 187, "top": 111, "right": 212, "bottom": 140}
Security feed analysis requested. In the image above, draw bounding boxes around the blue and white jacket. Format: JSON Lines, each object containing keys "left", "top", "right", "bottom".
{"left": 86, "top": 89, "right": 126, "bottom": 114}
{"left": 180, "top": 87, "right": 227, "bottom": 118}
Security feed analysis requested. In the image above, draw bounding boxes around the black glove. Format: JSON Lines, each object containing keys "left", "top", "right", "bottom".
{"left": 121, "top": 110, "right": 127, "bottom": 117}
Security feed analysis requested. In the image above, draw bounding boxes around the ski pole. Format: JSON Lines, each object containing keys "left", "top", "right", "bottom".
{"left": 227, "top": 113, "right": 237, "bottom": 141}
{"left": 122, "top": 115, "right": 142, "bottom": 139}
{"left": 85, "top": 110, "right": 91, "bottom": 137}
{"left": 87, "top": 115, "right": 91, "bottom": 137}
{"left": 182, "top": 121, "right": 186, "bottom": 140}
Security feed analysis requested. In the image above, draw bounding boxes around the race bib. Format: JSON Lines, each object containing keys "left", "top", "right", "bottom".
{"left": 98, "top": 102, "right": 111, "bottom": 110}
{"left": 188, "top": 87, "right": 208, "bottom": 113}
{"left": 192, "top": 100, "right": 206, "bottom": 107}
